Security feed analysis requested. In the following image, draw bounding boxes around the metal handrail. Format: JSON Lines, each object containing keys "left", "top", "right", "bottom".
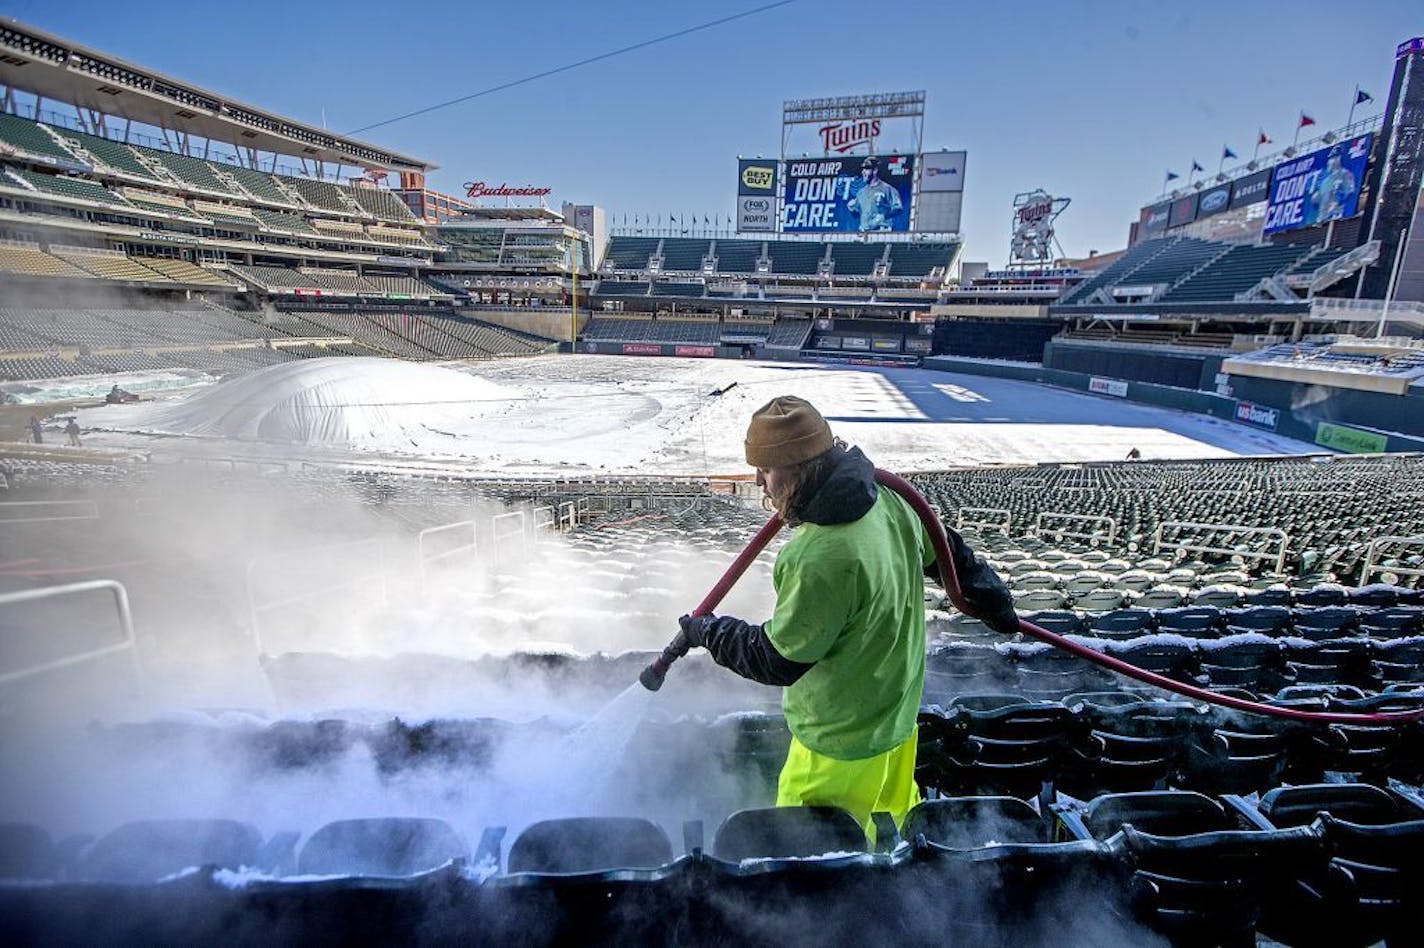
{"left": 417, "top": 520, "right": 478, "bottom": 592}
{"left": 0, "top": 579, "right": 141, "bottom": 691}
{"left": 1154, "top": 521, "right": 1291, "bottom": 575}
{"left": 245, "top": 538, "right": 387, "bottom": 653}
{"left": 1035, "top": 512, "right": 1117, "bottom": 545}
{"left": 1360, "top": 535, "right": 1424, "bottom": 585}
{"left": 956, "top": 507, "right": 1011, "bottom": 535}
{"left": 0, "top": 499, "right": 99, "bottom": 525}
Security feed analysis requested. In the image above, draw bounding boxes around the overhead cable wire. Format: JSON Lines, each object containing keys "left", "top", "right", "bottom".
{"left": 346, "top": 1, "right": 796, "bottom": 135}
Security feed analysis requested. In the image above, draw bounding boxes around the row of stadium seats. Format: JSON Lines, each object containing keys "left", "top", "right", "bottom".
{"left": 1231, "top": 337, "right": 1424, "bottom": 380}
{"left": 580, "top": 314, "right": 814, "bottom": 349}
{"left": 594, "top": 279, "right": 948, "bottom": 303}
{"left": 2, "top": 788, "right": 1420, "bottom": 946}
{"left": 0, "top": 164, "right": 431, "bottom": 251}
{"left": 0, "top": 112, "right": 417, "bottom": 222}
{"left": 222, "top": 264, "right": 448, "bottom": 298}
{"left": 0, "top": 304, "right": 551, "bottom": 377}
{"left": 1055, "top": 234, "right": 1353, "bottom": 309}
{"left": 908, "top": 458, "right": 1424, "bottom": 585}
{"left": 600, "top": 235, "right": 957, "bottom": 279}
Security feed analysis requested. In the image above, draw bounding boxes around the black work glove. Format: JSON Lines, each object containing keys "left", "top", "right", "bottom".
{"left": 678, "top": 613, "right": 813, "bottom": 687}
{"left": 943, "top": 528, "right": 1020, "bottom": 637}
{"left": 679, "top": 613, "right": 718, "bottom": 648}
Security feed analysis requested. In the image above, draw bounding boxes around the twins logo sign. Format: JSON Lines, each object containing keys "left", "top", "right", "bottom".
{"left": 781, "top": 154, "right": 914, "bottom": 233}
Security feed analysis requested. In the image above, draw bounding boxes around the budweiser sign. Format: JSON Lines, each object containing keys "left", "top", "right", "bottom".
{"left": 463, "top": 181, "right": 553, "bottom": 199}
{"left": 818, "top": 119, "right": 881, "bottom": 154}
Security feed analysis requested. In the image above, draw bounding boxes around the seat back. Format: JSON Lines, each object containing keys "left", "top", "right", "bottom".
{"left": 903, "top": 796, "right": 1048, "bottom": 847}
{"left": 0, "top": 822, "right": 55, "bottom": 879}
{"left": 79, "top": 819, "right": 262, "bottom": 883}
{"left": 712, "top": 806, "right": 866, "bottom": 862}
{"left": 507, "top": 816, "right": 673, "bottom": 873}
{"left": 298, "top": 817, "right": 468, "bottom": 876}
{"left": 1258, "top": 783, "right": 1399, "bottom": 828}
{"left": 1083, "top": 791, "right": 1229, "bottom": 839}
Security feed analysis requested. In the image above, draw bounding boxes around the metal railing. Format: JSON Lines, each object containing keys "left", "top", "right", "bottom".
{"left": 491, "top": 511, "right": 528, "bottom": 561}
{"left": 0, "top": 499, "right": 99, "bottom": 525}
{"left": 956, "top": 507, "right": 1011, "bottom": 535}
{"left": 0, "top": 579, "right": 141, "bottom": 692}
{"left": 1153, "top": 521, "right": 1291, "bottom": 575}
{"left": 1035, "top": 512, "right": 1117, "bottom": 546}
{"left": 417, "top": 520, "right": 478, "bottom": 592}
{"left": 1359, "top": 535, "right": 1424, "bottom": 585}
{"left": 245, "top": 538, "right": 387, "bottom": 654}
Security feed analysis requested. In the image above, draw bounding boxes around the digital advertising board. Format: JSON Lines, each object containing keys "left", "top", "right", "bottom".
{"left": 1263, "top": 133, "right": 1372, "bottom": 235}
{"left": 1229, "top": 169, "right": 1271, "bottom": 209}
{"left": 781, "top": 153, "right": 915, "bottom": 233}
{"left": 736, "top": 158, "right": 779, "bottom": 232}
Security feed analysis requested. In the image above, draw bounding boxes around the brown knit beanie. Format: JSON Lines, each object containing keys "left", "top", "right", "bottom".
{"left": 744, "top": 396, "right": 834, "bottom": 468}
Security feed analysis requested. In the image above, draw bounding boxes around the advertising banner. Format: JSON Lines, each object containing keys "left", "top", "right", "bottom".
{"left": 1234, "top": 400, "right": 1280, "bottom": 430}
{"left": 1140, "top": 201, "right": 1172, "bottom": 237}
{"left": 673, "top": 345, "right": 715, "bottom": 357}
{"left": 1315, "top": 421, "right": 1388, "bottom": 454}
{"left": 621, "top": 343, "right": 661, "bottom": 356}
{"left": 920, "top": 151, "right": 967, "bottom": 192}
{"left": 1168, "top": 193, "right": 1199, "bottom": 228}
{"left": 737, "top": 194, "right": 776, "bottom": 232}
{"left": 1088, "top": 377, "right": 1129, "bottom": 398}
{"left": 1229, "top": 169, "right": 1271, "bottom": 208}
{"left": 737, "top": 159, "right": 778, "bottom": 196}
{"left": 781, "top": 154, "right": 915, "bottom": 232}
{"left": 1263, "top": 133, "right": 1372, "bottom": 235}
{"left": 1197, "top": 183, "right": 1231, "bottom": 219}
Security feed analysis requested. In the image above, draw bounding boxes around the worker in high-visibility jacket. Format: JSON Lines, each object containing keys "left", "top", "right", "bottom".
{"left": 679, "top": 396, "right": 1018, "bottom": 840}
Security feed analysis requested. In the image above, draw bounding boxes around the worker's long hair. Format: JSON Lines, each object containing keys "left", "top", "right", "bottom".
{"left": 763, "top": 438, "right": 848, "bottom": 527}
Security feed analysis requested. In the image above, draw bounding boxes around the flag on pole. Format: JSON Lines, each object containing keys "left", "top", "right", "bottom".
{"left": 1258, "top": 130, "right": 1271, "bottom": 146}
{"left": 1222, "top": 146, "right": 1237, "bottom": 160}
{"left": 1355, "top": 89, "right": 1373, "bottom": 105}
{"left": 1165, "top": 171, "right": 1180, "bottom": 181}
{"left": 1298, "top": 113, "right": 1316, "bottom": 128}
{"left": 1190, "top": 160, "right": 1204, "bottom": 173}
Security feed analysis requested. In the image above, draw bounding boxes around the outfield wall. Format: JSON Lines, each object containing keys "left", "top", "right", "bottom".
{"left": 923, "top": 356, "right": 1424, "bottom": 453}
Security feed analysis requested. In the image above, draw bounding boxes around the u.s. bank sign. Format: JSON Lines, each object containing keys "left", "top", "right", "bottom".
{"left": 1235, "top": 400, "right": 1280, "bottom": 430}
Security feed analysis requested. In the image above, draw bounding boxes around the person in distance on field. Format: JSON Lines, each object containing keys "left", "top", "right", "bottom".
{"left": 677, "top": 396, "right": 1016, "bottom": 840}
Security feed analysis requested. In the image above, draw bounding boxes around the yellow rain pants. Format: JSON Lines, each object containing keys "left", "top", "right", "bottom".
{"left": 775, "top": 725, "right": 920, "bottom": 844}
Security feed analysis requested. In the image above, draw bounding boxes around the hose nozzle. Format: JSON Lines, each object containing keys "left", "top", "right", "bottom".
{"left": 639, "top": 630, "right": 691, "bottom": 692}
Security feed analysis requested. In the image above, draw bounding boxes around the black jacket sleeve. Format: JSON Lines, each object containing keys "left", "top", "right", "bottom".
{"left": 940, "top": 527, "right": 1020, "bottom": 636}
{"left": 700, "top": 616, "right": 814, "bottom": 687}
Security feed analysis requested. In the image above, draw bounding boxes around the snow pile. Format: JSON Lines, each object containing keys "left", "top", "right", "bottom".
{"left": 84, "top": 358, "right": 514, "bottom": 448}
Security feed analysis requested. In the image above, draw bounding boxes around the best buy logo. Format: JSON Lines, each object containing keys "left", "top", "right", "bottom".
{"left": 742, "top": 165, "right": 775, "bottom": 191}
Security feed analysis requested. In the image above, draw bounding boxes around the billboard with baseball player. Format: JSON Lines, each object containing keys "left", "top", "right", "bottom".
{"left": 780, "top": 153, "right": 915, "bottom": 232}
{"left": 1263, "top": 133, "right": 1372, "bottom": 235}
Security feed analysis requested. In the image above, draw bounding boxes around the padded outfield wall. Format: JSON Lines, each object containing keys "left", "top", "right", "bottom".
{"left": 923, "top": 355, "right": 1424, "bottom": 453}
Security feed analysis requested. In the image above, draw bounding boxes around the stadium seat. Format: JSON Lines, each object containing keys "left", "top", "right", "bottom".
{"left": 0, "top": 822, "right": 57, "bottom": 879}
{"left": 712, "top": 806, "right": 867, "bottom": 861}
{"left": 508, "top": 817, "right": 673, "bottom": 873}
{"left": 77, "top": 819, "right": 264, "bottom": 883}
{"left": 901, "top": 796, "right": 1049, "bottom": 847}
{"left": 297, "top": 818, "right": 468, "bottom": 876}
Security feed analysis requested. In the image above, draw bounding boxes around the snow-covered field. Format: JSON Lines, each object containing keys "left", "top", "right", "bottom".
{"left": 78, "top": 354, "right": 1318, "bottom": 473}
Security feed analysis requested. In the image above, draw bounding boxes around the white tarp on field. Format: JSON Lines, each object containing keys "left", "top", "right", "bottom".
{"left": 88, "top": 357, "right": 514, "bottom": 447}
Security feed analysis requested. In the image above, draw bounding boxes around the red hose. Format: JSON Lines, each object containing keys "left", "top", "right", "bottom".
{"left": 872, "top": 468, "right": 1424, "bottom": 725}
{"left": 690, "top": 514, "right": 785, "bottom": 617}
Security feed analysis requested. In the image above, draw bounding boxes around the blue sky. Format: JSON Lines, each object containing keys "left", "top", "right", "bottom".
{"left": 4, "top": 0, "right": 1418, "bottom": 264}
